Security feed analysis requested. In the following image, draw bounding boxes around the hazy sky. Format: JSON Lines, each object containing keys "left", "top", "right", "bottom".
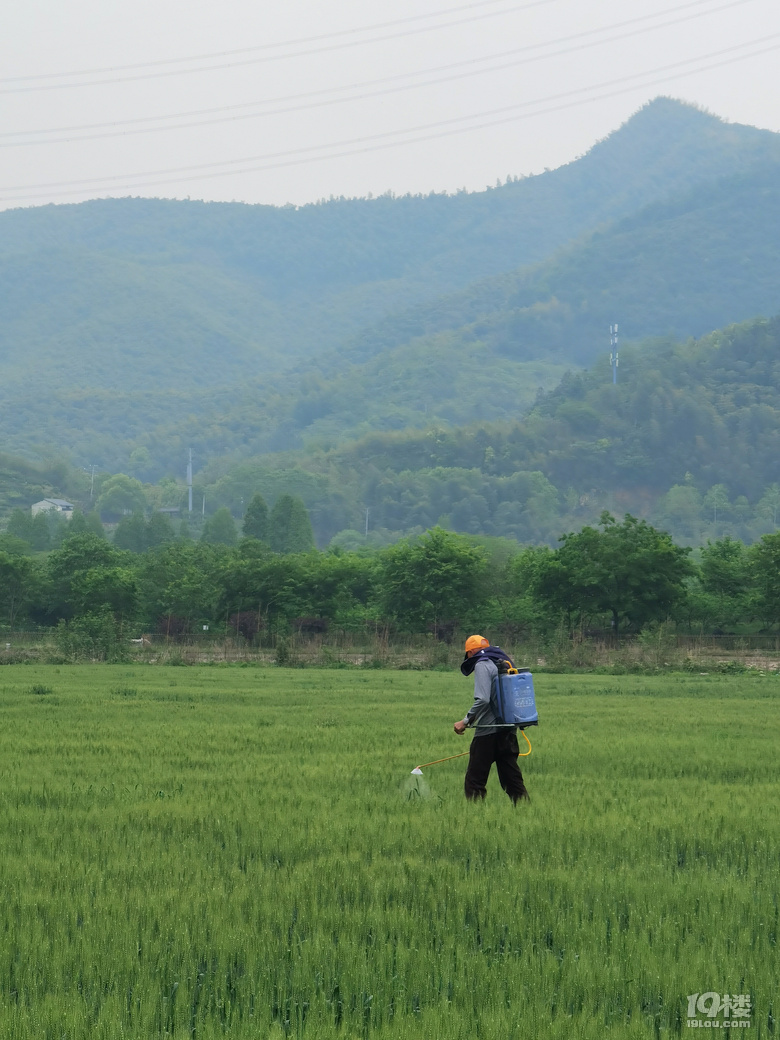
{"left": 2, "top": 0, "right": 780, "bottom": 211}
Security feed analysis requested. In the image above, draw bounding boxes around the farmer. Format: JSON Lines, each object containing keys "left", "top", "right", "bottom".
{"left": 453, "top": 634, "right": 530, "bottom": 803}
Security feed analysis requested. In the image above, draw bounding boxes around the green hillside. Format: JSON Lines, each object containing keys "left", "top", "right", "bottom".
{"left": 4, "top": 314, "right": 780, "bottom": 552}
{"left": 4, "top": 98, "right": 775, "bottom": 364}
{"left": 340, "top": 159, "right": 780, "bottom": 372}
{"left": 192, "top": 315, "right": 780, "bottom": 548}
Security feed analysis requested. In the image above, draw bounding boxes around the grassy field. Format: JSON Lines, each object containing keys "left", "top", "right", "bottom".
{"left": 0, "top": 666, "right": 777, "bottom": 1039}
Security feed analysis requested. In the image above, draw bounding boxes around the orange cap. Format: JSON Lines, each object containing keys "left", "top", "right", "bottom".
{"left": 464, "top": 634, "right": 489, "bottom": 654}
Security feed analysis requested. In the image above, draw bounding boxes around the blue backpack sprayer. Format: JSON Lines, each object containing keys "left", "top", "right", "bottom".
{"left": 411, "top": 666, "right": 539, "bottom": 775}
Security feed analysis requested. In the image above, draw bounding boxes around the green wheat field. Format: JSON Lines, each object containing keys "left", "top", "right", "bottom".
{"left": 0, "top": 665, "right": 777, "bottom": 1039}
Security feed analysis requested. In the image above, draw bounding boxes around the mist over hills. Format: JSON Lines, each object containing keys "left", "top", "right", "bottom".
{"left": 2, "top": 96, "right": 780, "bottom": 495}
{"left": 357, "top": 156, "right": 780, "bottom": 374}
{"left": 6, "top": 95, "right": 776, "bottom": 371}
{"left": 197, "top": 314, "right": 780, "bottom": 549}
{"left": 6, "top": 312, "right": 780, "bottom": 550}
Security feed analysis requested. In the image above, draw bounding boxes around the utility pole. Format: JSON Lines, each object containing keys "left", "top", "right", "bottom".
{"left": 365, "top": 507, "right": 370, "bottom": 537}
{"left": 609, "top": 324, "right": 619, "bottom": 384}
{"left": 187, "top": 449, "right": 193, "bottom": 514}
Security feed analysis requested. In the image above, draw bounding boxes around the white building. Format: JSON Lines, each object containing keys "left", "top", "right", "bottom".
{"left": 31, "top": 498, "right": 74, "bottom": 519}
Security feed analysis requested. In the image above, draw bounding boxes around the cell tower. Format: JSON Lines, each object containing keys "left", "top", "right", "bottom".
{"left": 187, "top": 449, "right": 193, "bottom": 513}
{"left": 609, "top": 324, "right": 619, "bottom": 384}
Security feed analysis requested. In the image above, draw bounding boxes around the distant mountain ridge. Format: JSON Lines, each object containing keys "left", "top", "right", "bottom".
{"left": 199, "top": 314, "right": 780, "bottom": 548}
{"left": 350, "top": 156, "right": 780, "bottom": 372}
{"left": 2, "top": 97, "right": 780, "bottom": 476}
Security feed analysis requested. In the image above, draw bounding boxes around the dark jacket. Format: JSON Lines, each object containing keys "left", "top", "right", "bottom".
{"left": 460, "top": 644, "right": 515, "bottom": 677}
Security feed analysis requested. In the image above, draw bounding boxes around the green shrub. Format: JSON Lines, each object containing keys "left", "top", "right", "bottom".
{"left": 54, "top": 606, "right": 128, "bottom": 664}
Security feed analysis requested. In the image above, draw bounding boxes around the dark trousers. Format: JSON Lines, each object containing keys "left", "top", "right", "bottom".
{"left": 465, "top": 730, "right": 529, "bottom": 803}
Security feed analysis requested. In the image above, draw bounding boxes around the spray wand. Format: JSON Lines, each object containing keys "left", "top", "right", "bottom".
{"left": 411, "top": 728, "right": 532, "bottom": 774}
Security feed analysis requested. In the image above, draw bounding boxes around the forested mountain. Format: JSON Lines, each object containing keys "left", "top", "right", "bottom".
{"left": 333, "top": 158, "right": 780, "bottom": 373}
{"left": 275, "top": 149, "right": 780, "bottom": 444}
{"left": 4, "top": 97, "right": 780, "bottom": 554}
{"left": 3, "top": 98, "right": 780, "bottom": 478}
{"left": 194, "top": 315, "right": 780, "bottom": 548}
{"left": 4, "top": 96, "right": 776, "bottom": 391}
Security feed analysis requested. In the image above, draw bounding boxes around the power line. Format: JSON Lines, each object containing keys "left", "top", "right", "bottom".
{"left": 0, "top": 0, "right": 560, "bottom": 93}
{"left": 0, "top": 0, "right": 757, "bottom": 146}
{"left": 5, "top": 37, "right": 778, "bottom": 196}
{"left": 0, "top": 0, "right": 525, "bottom": 82}
{"left": 2, "top": 36, "right": 779, "bottom": 204}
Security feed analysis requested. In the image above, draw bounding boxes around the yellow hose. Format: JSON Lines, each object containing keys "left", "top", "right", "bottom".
{"left": 414, "top": 729, "right": 533, "bottom": 771}
{"left": 413, "top": 750, "right": 470, "bottom": 771}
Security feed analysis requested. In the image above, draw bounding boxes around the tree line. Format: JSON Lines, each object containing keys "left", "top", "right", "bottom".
{"left": 2, "top": 509, "right": 780, "bottom": 659}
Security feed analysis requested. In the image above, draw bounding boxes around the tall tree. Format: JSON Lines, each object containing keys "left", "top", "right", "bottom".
{"left": 269, "top": 495, "right": 315, "bottom": 554}
{"left": 756, "top": 484, "right": 780, "bottom": 527}
{"left": 700, "top": 537, "right": 749, "bottom": 599}
{"left": 703, "top": 484, "right": 730, "bottom": 529}
{"left": 0, "top": 552, "right": 38, "bottom": 627}
{"left": 146, "top": 512, "right": 175, "bottom": 549}
{"left": 96, "top": 474, "right": 147, "bottom": 520}
{"left": 72, "top": 566, "right": 139, "bottom": 624}
{"left": 379, "top": 527, "right": 488, "bottom": 632}
{"left": 748, "top": 532, "right": 780, "bottom": 626}
{"left": 137, "top": 542, "right": 223, "bottom": 629}
{"left": 113, "top": 513, "right": 147, "bottom": 553}
{"left": 242, "top": 493, "right": 270, "bottom": 542}
{"left": 46, "top": 534, "right": 126, "bottom": 621}
{"left": 201, "top": 507, "right": 238, "bottom": 547}
{"left": 7, "top": 509, "right": 51, "bottom": 552}
{"left": 66, "top": 511, "right": 90, "bottom": 537}
{"left": 533, "top": 512, "right": 693, "bottom": 639}
{"left": 698, "top": 536, "right": 749, "bottom": 627}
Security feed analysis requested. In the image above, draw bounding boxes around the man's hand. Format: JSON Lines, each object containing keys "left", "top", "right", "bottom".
{"left": 453, "top": 719, "right": 467, "bottom": 735}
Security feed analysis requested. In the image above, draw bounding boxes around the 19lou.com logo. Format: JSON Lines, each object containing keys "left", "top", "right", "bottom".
{"left": 687, "top": 993, "right": 752, "bottom": 1028}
